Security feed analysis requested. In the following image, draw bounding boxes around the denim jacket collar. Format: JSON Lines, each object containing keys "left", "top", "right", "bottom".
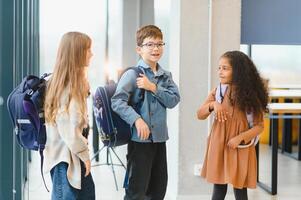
{"left": 137, "top": 59, "right": 165, "bottom": 77}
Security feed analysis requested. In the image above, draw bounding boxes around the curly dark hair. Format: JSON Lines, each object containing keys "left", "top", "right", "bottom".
{"left": 221, "top": 51, "right": 269, "bottom": 116}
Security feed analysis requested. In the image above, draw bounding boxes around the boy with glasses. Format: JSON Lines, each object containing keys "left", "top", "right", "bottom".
{"left": 111, "top": 25, "right": 180, "bottom": 200}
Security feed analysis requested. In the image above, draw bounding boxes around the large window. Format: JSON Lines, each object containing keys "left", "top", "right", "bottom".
{"left": 241, "top": 45, "right": 301, "bottom": 86}
{"left": 154, "top": 0, "right": 170, "bottom": 69}
{"left": 40, "top": 0, "right": 106, "bottom": 90}
{"left": 28, "top": 1, "right": 107, "bottom": 198}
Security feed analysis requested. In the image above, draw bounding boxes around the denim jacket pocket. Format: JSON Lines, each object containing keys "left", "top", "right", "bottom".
{"left": 158, "top": 74, "right": 171, "bottom": 88}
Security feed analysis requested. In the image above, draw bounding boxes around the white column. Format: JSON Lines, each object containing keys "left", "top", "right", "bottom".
{"left": 140, "top": 0, "right": 154, "bottom": 25}
{"left": 210, "top": 0, "right": 241, "bottom": 87}
{"left": 121, "top": 0, "right": 154, "bottom": 68}
{"left": 167, "top": 0, "right": 241, "bottom": 199}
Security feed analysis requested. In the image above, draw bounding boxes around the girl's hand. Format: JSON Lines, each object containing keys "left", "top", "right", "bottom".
{"left": 213, "top": 102, "right": 228, "bottom": 122}
{"left": 227, "top": 135, "right": 243, "bottom": 149}
{"left": 84, "top": 160, "right": 91, "bottom": 177}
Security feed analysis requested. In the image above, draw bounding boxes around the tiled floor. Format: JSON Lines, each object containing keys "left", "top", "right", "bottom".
{"left": 25, "top": 144, "right": 301, "bottom": 200}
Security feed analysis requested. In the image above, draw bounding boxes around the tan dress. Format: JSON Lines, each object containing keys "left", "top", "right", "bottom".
{"left": 198, "top": 88, "right": 264, "bottom": 189}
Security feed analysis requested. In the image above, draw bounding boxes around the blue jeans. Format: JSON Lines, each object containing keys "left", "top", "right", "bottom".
{"left": 50, "top": 162, "right": 95, "bottom": 200}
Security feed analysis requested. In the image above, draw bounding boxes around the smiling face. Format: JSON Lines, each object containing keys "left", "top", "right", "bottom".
{"left": 136, "top": 37, "right": 164, "bottom": 67}
{"left": 218, "top": 57, "right": 233, "bottom": 84}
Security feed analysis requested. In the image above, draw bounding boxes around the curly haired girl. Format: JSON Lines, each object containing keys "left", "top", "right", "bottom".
{"left": 197, "top": 51, "right": 268, "bottom": 200}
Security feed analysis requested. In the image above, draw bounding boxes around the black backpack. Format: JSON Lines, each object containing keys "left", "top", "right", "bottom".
{"left": 7, "top": 73, "right": 50, "bottom": 191}
{"left": 93, "top": 67, "right": 144, "bottom": 147}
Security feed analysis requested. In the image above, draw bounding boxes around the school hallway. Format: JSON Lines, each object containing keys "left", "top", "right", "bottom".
{"left": 2, "top": 0, "right": 301, "bottom": 199}
{"left": 25, "top": 144, "right": 301, "bottom": 200}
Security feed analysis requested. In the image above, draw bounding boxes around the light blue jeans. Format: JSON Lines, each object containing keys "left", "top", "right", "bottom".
{"left": 50, "top": 162, "right": 95, "bottom": 200}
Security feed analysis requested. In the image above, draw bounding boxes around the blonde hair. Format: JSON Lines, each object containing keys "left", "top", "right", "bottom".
{"left": 44, "top": 32, "right": 91, "bottom": 124}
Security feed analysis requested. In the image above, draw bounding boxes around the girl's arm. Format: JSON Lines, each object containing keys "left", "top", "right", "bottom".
{"left": 228, "top": 113, "right": 264, "bottom": 149}
{"left": 239, "top": 113, "right": 264, "bottom": 144}
{"left": 197, "top": 89, "right": 216, "bottom": 120}
{"left": 56, "top": 99, "right": 90, "bottom": 162}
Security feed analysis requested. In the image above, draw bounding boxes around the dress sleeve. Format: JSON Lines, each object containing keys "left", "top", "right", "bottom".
{"left": 197, "top": 88, "right": 216, "bottom": 120}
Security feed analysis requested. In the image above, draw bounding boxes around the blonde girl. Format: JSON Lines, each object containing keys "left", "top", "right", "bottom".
{"left": 44, "top": 32, "right": 95, "bottom": 200}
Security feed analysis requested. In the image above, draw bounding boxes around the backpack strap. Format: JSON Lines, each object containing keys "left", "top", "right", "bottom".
{"left": 120, "top": 66, "right": 144, "bottom": 78}
{"left": 40, "top": 148, "right": 49, "bottom": 192}
{"left": 120, "top": 66, "right": 145, "bottom": 107}
{"left": 215, "top": 83, "right": 259, "bottom": 148}
{"left": 215, "top": 83, "right": 228, "bottom": 103}
{"left": 40, "top": 73, "right": 51, "bottom": 191}
{"left": 41, "top": 73, "right": 51, "bottom": 80}
{"left": 24, "top": 74, "right": 50, "bottom": 191}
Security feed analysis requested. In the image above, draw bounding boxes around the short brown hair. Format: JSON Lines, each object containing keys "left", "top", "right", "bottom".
{"left": 136, "top": 25, "right": 163, "bottom": 46}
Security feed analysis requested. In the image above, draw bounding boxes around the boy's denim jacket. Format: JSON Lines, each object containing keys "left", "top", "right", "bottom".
{"left": 111, "top": 59, "right": 180, "bottom": 143}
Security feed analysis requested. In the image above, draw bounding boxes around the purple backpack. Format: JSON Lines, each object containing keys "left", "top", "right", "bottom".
{"left": 93, "top": 67, "right": 144, "bottom": 147}
{"left": 7, "top": 73, "right": 50, "bottom": 191}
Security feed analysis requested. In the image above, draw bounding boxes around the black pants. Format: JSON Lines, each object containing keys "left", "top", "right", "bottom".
{"left": 212, "top": 184, "right": 248, "bottom": 200}
{"left": 124, "top": 141, "right": 168, "bottom": 200}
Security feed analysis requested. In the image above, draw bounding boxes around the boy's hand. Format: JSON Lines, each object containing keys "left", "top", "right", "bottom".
{"left": 213, "top": 102, "right": 228, "bottom": 122}
{"left": 136, "top": 74, "right": 157, "bottom": 93}
{"left": 134, "top": 118, "right": 150, "bottom": 140}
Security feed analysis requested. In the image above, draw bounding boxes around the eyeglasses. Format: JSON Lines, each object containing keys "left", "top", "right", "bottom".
{"left": 140, "top": 42, "right": 166, "bottom": 50}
